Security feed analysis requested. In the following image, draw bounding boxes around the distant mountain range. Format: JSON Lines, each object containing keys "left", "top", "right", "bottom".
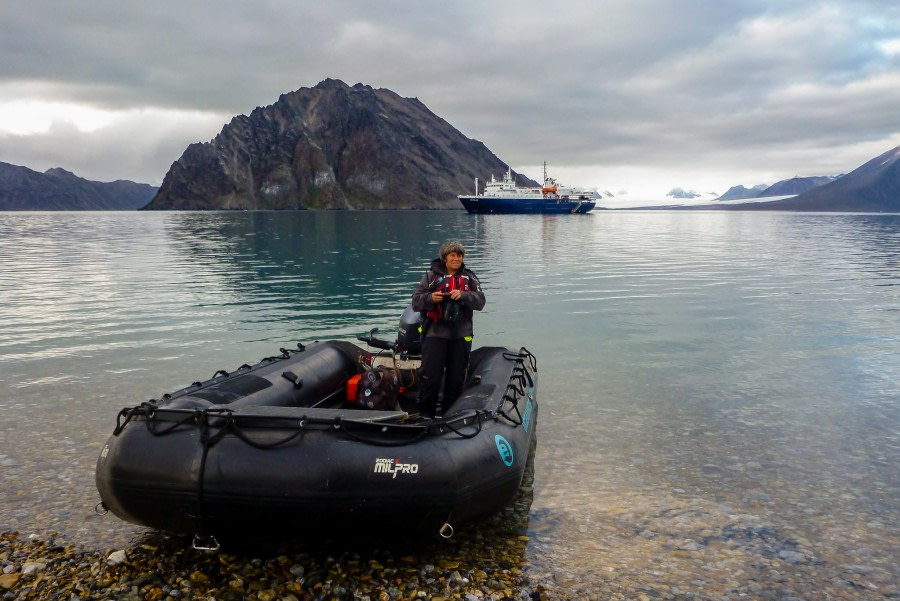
{"left": 667, "top": 174, "right": 841, "bottom": 203}
{"left": 0, "top": 163, "right": 156, "bottom": 210}
{"left": 716, "top": 184, "right": 769, "bottom": 200}
{"left": 630, "top": 148, "right": 898, "bottom": 212}
{"left": 742, "top": 146, "right": 900, "bottom": 212}
{"left": 717, "top": 175, "right": 840, "bottom": 201}
{"left": 666, "top": 188, "right": 719, "bottom": 200}
{"left": 1, "top": 79, "right": 899, "bottom": 212}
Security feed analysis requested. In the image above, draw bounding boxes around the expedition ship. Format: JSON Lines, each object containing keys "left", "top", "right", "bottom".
{"left": 458, "top": 163, "right": 596, "bottom": 214}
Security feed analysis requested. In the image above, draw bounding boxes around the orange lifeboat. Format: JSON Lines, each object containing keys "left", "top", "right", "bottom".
{"left": 541, "top": 163, "right": 558, "bottom": 196}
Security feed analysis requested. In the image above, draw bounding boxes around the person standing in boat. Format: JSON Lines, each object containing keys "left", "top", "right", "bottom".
{"left": 412, "top": 240, "right": 486, "bottom": 418}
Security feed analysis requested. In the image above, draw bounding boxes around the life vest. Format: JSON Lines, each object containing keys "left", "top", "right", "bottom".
{"left": 425, "top": 272, "right": 473, "bottom": 324}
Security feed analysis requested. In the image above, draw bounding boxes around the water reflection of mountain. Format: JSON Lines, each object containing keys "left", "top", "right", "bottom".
{"left": 160, "top": 211, "right": 491, "bottom": 339}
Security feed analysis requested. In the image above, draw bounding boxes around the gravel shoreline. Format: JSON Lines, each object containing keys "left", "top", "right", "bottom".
{"left": 1, "top": 528, "right": 555, "bottom": 601}
{"left": 3, "top": 412, "right": 542, "bottom": 601}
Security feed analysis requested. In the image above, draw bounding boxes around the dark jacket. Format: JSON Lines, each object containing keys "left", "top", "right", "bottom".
{"left": 412, "top": 258, "right": 486, "bottom": 339}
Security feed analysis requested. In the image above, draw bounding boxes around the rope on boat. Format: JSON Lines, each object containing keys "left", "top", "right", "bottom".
{"left": 496, "top": 347, "right": 537, "bottom": 427}
{"left": 200, "top": 409, "right": 310, "bottom": 449}
{"left": 438, "top": 411, "right": 488, "bottom": 439}
{"left": 228, "top": 417, "right": 309, "bottom": 449}
{"left": 154, "top": 407, "right": 310, "bottom": 450}
{"left": 502, "top": 346, "right": 537, "bottom": 373}
{"left": 113, "top": 403, "right": 493, "bottom": 446}
{"left": 255, "top": 341, "right": 306, "bottom": 364}
{"left": 498, "top": 383, "right": 525, "bottom": 426}
{"left": 113, "top": 401, "right": 159, "bottom": 435}
{"left": 146, "top": 409, "right": 202, "bottom": 437}
{"left": 110, "top": 346, "right": 539, "bottom": 445}
{"left": 196, "top": 421, "right": 214, "bottom": 547}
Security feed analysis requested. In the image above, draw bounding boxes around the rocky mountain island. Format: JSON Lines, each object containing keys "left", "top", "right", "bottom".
{"left": 144, "top": 79, "right": 523, "bottom": 210}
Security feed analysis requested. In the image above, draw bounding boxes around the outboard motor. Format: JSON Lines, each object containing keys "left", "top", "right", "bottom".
{"left": 396, "top": 305, "right": 423, "bottom": 355}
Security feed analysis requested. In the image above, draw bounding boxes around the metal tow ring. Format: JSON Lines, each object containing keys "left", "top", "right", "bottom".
{"left": 439, "top": 522, "right": 454, "bottom": 539}
{"left": 192, "top": 534, "right": 220, "bottom": 552}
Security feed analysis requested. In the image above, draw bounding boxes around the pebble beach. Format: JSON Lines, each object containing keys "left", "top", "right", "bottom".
{"left": 0, "top": 529, "right": 534, "bottom": 601}
{"left": 4, "top": 502, "right": 898, "bottom": 601}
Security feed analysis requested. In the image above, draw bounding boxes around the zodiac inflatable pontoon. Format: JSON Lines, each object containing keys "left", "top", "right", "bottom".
{"left": 95, "top": 312, "right": 537, "bottom": 546}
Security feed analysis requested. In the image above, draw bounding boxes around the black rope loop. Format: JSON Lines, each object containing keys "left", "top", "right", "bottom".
{"left": 199, "top": 408, "right": 236, "bottom": 446}
{"left": 213, "top": 369, "right": 229, "bottom": 378}
{"left": 510, "top": 369, "right": 529, "bottom": 389}
{"left": 113, "top": 401, "right": 157, "bottom": 435}
{"left": 132, "top": 406, "right": 314, "bottom": 450}
{"left": 503, "top": 347, "right": 537, "bottom": 373}
{"left": 503, "top": 378, "right": 526, "bottom": 404}
{"left": 521, "top": 347, "right": 538, "bottom": 372}
{"left": 277, "top": 343, "right": 307, "bottom": 357}
{"left": 113, "top": 407, "right": 139, "bottom": 436}
{"left": 223, "top": 415, "right": 310, "bottom": 450}
{"left": 497, "top": 347, "right": 537, "bottom": 427}
{"left": 518, "top": 365, "right": 535, "bottom": 388}
{"left": 499, "top": 378, "right": 527, "bottom": 425}
{"left": 501, "top": 351, "right": 527, "bottom": 366}
{"left": 498, "top": 403, "right": 524, "bottom": 426}
{"left": 511, "top": 377, "right": 527, "bottom": 395}
{"left": 146, "top": 410, "right": 201, "bottom": 437}
{"left": 439, "top": 411, "right": 487, "bottom": 439}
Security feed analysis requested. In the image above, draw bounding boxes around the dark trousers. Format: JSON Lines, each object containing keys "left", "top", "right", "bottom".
{"left": 419, "top": 336, "right": 471, "bottom": 416}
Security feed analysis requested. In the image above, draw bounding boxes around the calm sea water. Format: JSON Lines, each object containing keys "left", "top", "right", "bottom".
{"left": 1, "top": 210, "right": 898, "bottom": 594}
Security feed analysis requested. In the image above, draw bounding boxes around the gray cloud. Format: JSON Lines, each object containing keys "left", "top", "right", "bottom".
{"left": 1, "top": 0, "right": 899, "bottom": 195}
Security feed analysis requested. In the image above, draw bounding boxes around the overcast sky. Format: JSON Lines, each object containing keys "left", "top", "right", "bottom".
{"left": 2, "top": 0, "right": 900, "bottom": 200}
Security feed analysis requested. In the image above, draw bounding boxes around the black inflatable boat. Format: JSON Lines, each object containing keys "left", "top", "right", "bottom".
{"left": 95, "top": 313, "right": 537, "bottom": 546}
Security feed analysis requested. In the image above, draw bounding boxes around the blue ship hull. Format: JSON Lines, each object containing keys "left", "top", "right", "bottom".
{"left": 458, "top": 195, "right": 596, "bottom": 214}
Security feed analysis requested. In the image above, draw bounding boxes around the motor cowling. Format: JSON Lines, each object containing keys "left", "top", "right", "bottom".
{"left": 396, "top": 305, "right": 423, "bottom": 355}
